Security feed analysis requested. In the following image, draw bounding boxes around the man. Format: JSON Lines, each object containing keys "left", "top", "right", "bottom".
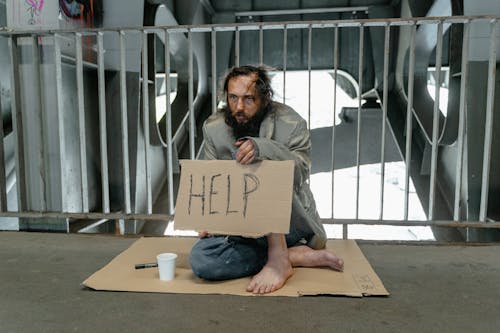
{"left": 189, "top": 65, "right": 343, "bottom": 294}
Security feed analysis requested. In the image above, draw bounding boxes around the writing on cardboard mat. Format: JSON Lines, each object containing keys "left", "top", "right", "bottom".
{"left": 353, "top": 274, "right": 376, "bottom": 293}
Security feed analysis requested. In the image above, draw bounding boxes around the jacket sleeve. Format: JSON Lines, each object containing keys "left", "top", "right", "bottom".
{"left": 201, "top": 122, "right": 217, "bottom": 160}
{"left": 248, "top": 119, "right": 311, "bottom": 189}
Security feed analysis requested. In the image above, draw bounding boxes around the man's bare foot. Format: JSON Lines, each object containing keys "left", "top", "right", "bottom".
{"left": 288, "top": 245, "right": 344, "bottom": 271}
{"left": 246, "top": 233, "right": 293, "bottom": 294}
{"left": 246, "top": 255, "right": 293, "bottom": 294}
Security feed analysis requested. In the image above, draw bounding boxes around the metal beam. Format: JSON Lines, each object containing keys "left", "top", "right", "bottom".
{"left": 235, "top": 7, "right": 369, "bottom": 18}
{"left": 200, "top": 0, "right": 216, "bottom": 16}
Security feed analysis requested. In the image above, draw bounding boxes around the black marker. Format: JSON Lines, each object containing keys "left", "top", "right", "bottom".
{"left": 135, "top": 262, "right": 158, "bottom": 269}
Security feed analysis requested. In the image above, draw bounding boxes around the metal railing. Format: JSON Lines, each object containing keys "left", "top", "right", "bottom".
{"left": 0, "top": 14, "right": 499, "bottom": 237}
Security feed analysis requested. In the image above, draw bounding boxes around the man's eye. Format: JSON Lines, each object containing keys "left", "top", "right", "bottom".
{"left": 245, "top": 96, "right": 254, "bottom": 104}
{"left": 228, "top": 95, "right": 238, "bottom": 102}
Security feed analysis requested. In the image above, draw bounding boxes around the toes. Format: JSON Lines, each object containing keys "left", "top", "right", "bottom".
{"left": 248, "top": 280, "right": 274, "bottom": 294}
{"left": 265, "top": 284, "right": 275, "bottom": 294}
{"left": 246, "top": 281, "right": 256, "bottom": 292}
{"left": 254, "top": 283, "right": 266, "bottom": 294}
{"left": 334, "top": 258, "right": 344, "bottom": 271}
{"left": 257, "top": 284, "right": 272, "bottom": 294}
{"left": 261, "top": 285, "right": 270, "bottom": 294}
{"left": 254, "top": 286, "right": 264, "bottom": 294}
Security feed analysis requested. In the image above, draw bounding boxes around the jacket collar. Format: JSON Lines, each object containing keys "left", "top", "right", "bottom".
{"left": 258, "top": 102, "right": 275, "bottom": 139}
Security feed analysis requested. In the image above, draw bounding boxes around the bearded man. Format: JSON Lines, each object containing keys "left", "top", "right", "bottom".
{"left": 189, "top": 65, "right": 343, "bottom": 294}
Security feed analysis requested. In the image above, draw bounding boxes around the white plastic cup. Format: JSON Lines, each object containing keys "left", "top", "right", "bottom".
{"left": 156, "top": 253, "right": 177, "bottom": 281}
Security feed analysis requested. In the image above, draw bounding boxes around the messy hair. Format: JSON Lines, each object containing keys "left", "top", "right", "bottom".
{"left": 219, "top": 65, "right": 275, "bottom": 138}
{"left": 219, "top": 65, "right": 275, "bottom": 106}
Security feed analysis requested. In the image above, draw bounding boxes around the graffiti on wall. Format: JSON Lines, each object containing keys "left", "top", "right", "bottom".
{"left": 25, "top": 0, "right": 45, "bottom": 25}
{"left": 7, "top": 0, "right": 56, "bottom": 29}
{"left": 6, "top": 0, "right": 102, "bottom": 29}
{"left": 59, "top": 0, "right": 102, "bottom": 27}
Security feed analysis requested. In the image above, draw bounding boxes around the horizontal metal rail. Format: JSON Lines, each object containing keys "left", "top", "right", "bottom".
{"left": 234, "top": 6, "right": 369, "bottom": 17}
{"left": 1, "top": 15, "right": 499, "bottom": 36}
{"left": 0, "top": 211, "right": 499, "bottom": 229}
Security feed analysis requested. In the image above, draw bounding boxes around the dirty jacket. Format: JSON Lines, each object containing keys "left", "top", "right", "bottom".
{"left": 201, "top": 101, "right": 327, "bottom": 249}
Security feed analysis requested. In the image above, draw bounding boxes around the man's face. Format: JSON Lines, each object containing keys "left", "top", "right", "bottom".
{"left": 227, "top": 74, "right": 263, "bottom": 124}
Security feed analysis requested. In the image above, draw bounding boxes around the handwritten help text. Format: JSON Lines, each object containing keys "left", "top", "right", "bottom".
{"left": 188, "top": 173, "right": 260, "bottom": 218}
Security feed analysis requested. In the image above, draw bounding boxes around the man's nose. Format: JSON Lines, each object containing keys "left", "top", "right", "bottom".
{"left": 236, "top": 97, "right": 245, "bottom": 111}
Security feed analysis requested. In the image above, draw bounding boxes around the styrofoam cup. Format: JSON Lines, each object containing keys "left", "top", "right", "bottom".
{"left": 156, "top": 253, "right": 177, "bottom": 281}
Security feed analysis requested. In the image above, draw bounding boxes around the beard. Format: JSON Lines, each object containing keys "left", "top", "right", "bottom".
{"left": 223, "top": 104, "right": 269, "bottom": 139}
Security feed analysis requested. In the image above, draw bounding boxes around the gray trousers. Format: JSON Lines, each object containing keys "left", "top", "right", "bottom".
{"left": 189, "top": 228, "right": 312, "bottom": 281}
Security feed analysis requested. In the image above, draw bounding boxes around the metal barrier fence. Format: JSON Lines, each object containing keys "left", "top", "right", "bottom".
{"left": 0, "top": 15, "right": 499, "bottom": 237}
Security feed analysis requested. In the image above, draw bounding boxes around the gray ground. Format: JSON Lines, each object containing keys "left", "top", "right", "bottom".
{"left": 1, "top": 232, "right": 499, "bottom": 333}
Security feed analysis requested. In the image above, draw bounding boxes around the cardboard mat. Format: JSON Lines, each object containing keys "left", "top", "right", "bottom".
{"left": 83, "top": 237, "right": 389, "bottom": 297}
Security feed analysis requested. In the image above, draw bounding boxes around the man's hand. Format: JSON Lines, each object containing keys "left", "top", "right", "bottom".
{"left": 235, "top": 139, "right": 255, "bottom": 165}
{"left": 198, "top": 231, "right": 212, "bottom": 238}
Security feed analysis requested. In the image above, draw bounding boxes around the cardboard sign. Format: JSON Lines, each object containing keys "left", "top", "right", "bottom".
{"left": 174, "top": 160, "right": 294, "bottom": 237}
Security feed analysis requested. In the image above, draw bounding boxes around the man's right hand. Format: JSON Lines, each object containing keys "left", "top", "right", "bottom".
{"left": 235, "top": 139, "right": 255, "bottom": 165}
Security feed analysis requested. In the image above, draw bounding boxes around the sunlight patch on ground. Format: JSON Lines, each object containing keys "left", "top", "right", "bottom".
{"left": 323, "top": 224, "right": 435, "bottom": 241}
{"left": 165, "top": 222, "right": 197, "bottom": 237}
{"left": 310, "top": 162, "right": 435, "bottom": 241}
{"left": 271, "top": 70, "right": 357, "bottom": 129}
{"left": 310, "top": 162, "right": 426, "bottom": 220}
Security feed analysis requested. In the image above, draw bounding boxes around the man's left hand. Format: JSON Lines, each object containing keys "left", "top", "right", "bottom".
{"left": 235, "top": 139, "right": 255, "bottom": 165}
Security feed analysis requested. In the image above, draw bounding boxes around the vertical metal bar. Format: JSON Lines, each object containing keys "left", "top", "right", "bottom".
{"left": 8, "top": 36, "right": 27, "bottom": 212}
{"left": 32, "top": 36, "right": 46, "bottom": 211}
{"left": 307, "top": 25, "right": 312, "bottom": 130}
{"left": 453, "top": 21, "right": 470, "bottom": 221}
{"left": 165, "top": 29, "right": 174, "bottom": 215}
{"left": 188, "top": 29, "right": 195, "bottom": 159}
{"left": 259, "top": 25, "right": 264, "bottom": 65}
{"left": 428, "top": 22, "right": 443, "bottom": 220}
{"left": 404, "top": 24, "right": 417, "bottom": 221}
{"left": 54, "top": 34, "right": 67, "bottom": 212}
{"left": 282, "top": 25, "right": 287, "bottom": 103}
{"left": 211, "top": 29, "right": 217, "bottom": 115}
{"left": 97, "top": 32, "right": 110, "bottom": 213}
{"left": 0, "top": 63, "right": 7, "bottom": 211}
{"left": 141, "top": 31, "right": 152, "bottom": 214}
{"left": 119, "top": 31, "right": 131, "bottom": 214}
{"left": 355, "top": 25, "right": 364, "bottom": 220}
{"left": 479, "top": 19, "right": 498, "bottom": 222}
{"left": 117, "top": 218, "right": 125, "bottom": 235}
{"left": 379, "top": 24, "right": 390, "bottom": 220}
{"left": 330, "top": 26, "right": 343, "bottom": 238}
{"left": 235, "top": 27, "right": 240, "bottom": 67}
{"left": 75, "top": 33, "right": 89, "bottom": 213}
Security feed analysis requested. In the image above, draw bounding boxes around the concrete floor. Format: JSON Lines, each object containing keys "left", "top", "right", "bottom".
{"left": 1, "top": 232, "right": 499, "bottom": 333}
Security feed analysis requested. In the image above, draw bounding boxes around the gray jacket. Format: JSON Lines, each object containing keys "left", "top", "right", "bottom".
{"left": 201, "top": 101, "right": 327, "bottom": 249}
